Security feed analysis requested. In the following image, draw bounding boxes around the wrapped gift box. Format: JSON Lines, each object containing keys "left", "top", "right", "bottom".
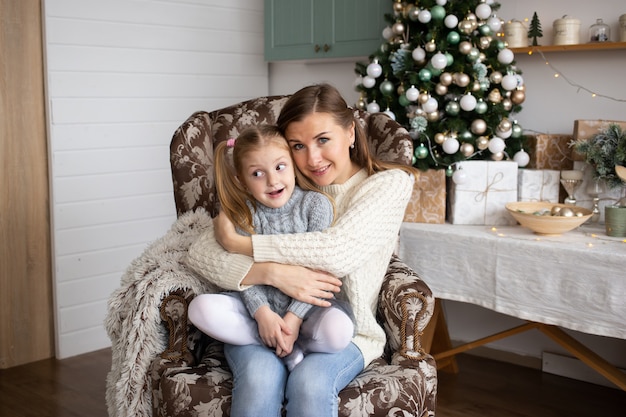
{"left": 447, "top": 161, "right": 519, "bottom": 225}
{"left": 525, "top": 134, "right": 573, "bottom": 170}
{"left": 571, "top": 119, "right": 626, "bottom": 161}
{"left": 518, "top": 169, "right": 560, "bottom": 203}
{"left": 403, "top": 169, "right": 446, "bottom": 224}
{"left": 572, "top": 161, "right": 624, "bottom": 223}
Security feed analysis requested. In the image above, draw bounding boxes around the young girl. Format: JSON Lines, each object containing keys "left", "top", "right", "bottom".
{"left": 188, "top": 124, "right": 355, "bottom": 371}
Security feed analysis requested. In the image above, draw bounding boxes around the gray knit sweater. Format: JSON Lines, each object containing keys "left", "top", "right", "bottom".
{"left": 238, "top": 186, "right": 333, "bottom": 319}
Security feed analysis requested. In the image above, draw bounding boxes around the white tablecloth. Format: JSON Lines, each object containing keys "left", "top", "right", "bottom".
{"left": 399, "top": 223, "right": 626, "bottom": 340}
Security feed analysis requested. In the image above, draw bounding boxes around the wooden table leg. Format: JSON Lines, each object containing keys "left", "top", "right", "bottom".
{"left": 423, "top": 299, "right": 458, "bottom": 373}
{"left": 538, "top": 324, "right": 626, "bottom": 391}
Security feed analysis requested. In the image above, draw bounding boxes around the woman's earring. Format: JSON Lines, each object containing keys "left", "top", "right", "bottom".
{"left": 350, "top": 142, "right": 355, "bottom": 149}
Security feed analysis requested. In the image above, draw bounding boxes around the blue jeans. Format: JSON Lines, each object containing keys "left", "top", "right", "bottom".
{"left": 224, "top": 342, "right": 364, "bottom": 417}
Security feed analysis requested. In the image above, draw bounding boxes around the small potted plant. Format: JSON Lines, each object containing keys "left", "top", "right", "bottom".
{"left": 573, "top": 124, "right": 626, "bottom": 236}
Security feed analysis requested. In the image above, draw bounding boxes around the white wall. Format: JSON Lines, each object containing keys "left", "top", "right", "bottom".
{"left": 43, "top": 0, "right": 268, "bottom": 359}
{"left": 267, "top": 0, "right": 626, "bottom": 371}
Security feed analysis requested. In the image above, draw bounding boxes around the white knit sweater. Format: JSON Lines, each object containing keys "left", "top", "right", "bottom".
{"left": 186, "top": 168, "right": 414, "bottom": 366}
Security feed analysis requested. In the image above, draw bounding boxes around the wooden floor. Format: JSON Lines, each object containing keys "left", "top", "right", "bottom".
{"left": 1, "top": 348, "right": 625, "bottom": 416}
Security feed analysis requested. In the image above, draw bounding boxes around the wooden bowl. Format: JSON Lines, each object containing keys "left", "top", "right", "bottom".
{"left": 505, "top": 202, "right": 592, "bottom": 235}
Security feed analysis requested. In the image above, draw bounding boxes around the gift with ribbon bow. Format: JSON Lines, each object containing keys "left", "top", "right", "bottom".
{"left": 447, "top": 161, "right": 519, "bottom": 225}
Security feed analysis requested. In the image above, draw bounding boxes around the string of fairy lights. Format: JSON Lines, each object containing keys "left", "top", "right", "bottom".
{"left": 529, "top": 49, "right": 626, "bottom": 103}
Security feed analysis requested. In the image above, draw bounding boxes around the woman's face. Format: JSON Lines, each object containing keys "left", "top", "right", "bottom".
{"left": 285, "top": 112, "right": 358, "bottom": 186}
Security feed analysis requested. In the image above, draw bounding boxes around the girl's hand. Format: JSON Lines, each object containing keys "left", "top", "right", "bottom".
{"left": 276, "top": 312, "right": 302, "bottom": 358}
{"left": 213, "top": 212, "right": 252, "bottom": 255}
{"left": 254, "top": 306, "right": 291, "bottom": 352}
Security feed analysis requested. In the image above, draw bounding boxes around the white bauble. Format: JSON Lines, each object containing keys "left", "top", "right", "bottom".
{"left": 442, "top": 137, "right": 460, "bottom": 154}
{"left": 431, "top": 52, "right": 448, "bottom": 69}
{"left": 452, "top": 168, "right": 468, "bottom": 184}
{"left": 422, "top": 97, "right": 439, "bottom": 113}
{"left": 366, "top": 101, "right": 380, "bottom": 113}
{"left": 460, "top": 94, "right": 477, "bottom": 111}
{"left": 366, "top": 61, "right": 383, "bottom": 78}
{"left": 513, "top": 150, "right": 530, "bottom": 167}
{"left": 488, "top": 136, "right": 506, "bottom": 154}
{"left": 501, "top": 74, "right": 518, "bottom": 90}
{"left": 412, "top": 47, "right": 426, "bottom": 62}
{"left": 362, "top": 76, "right": 376, "bottom": 88}
{"left": 497, "top": 48, "right": 514, "bottom": 64}
{"left": 418, "top": 10, "right": 432, "bottom": 24}
{"left": 475, "top": 3, "right": 492, "bottom": 20}
{"left": 405, "top": 85, "right": 419, "bottom": 102}
{"left": 444, "top": 14, "right": 459, "bottom": 29}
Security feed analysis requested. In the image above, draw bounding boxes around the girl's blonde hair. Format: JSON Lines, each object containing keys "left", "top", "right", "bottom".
{"left": 214, "top": 124, "right": 334, "bottom": 234}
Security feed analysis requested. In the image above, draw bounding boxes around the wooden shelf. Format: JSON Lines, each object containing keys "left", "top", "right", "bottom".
{"left": 511, "top": 41, "right": 626, "bottom": 54}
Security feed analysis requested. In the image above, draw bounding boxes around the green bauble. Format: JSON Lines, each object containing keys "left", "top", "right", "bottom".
{"left": 445, "top": 166, "right": 454, "bottom": 177}
{"left": 512, "top": 123, "right": 523, "bottom": 138}
{"left": 418, "top": 68, "right": 433, "bottom": 82}
{"left": 445, "top": 101, "right": 460, "bottom": 116}
{"left": 447, "top": 31, "right": 461, "bottom": 44}
{"left": 414, "top": 144, "right": 429, "bottom": 159}
{"left": 475, "top": 100, "right": 488, "bottom": 114}
{"left": 380, "top": 80, "right": 395, "bottom": 96}
{"left": 478, "top": 24, "right": 492, "bottom": 36}
{"left": 430, "top": 5, "right": 446, "bottom": 21}
{"left": 398, "top": 94, "right": 410, "bottom": 107}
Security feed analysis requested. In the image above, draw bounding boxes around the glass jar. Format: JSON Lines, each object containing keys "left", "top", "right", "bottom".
{"left": 589, "top": 18, "right": 610, "bottom": 42}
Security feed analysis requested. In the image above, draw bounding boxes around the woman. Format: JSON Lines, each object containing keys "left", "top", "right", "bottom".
{"left": 186, "top": 83, "right": 417, "bottom": 417}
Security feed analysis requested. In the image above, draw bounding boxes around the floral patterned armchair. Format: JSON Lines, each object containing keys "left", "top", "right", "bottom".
{"left": 105, "top": 95, "right": 437, "bottom": 417}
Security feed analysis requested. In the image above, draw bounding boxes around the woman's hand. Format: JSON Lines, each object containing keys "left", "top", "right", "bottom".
{"left": 213, "top": 212, "right": 253, "bottom": 255}
{"left": 248, "top": 263, "right": 342, "bottom": 307}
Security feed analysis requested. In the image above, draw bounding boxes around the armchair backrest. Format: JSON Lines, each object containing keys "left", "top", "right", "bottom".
{"left": 170, "top": 95, "right": 413, "bottom": 217}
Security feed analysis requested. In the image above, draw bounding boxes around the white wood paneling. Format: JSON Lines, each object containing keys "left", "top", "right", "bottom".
{"left": 43, "top": 0, "right": 268, "bottom": 358}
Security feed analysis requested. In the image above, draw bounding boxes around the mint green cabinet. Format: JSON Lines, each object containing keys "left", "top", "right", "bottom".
{"left": 265, "top": 0, "right": 390, "bottom": 61}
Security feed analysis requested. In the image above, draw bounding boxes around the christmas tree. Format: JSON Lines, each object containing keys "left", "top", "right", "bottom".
{"left": 355, "top": 0, "right": 529, "bottom": 174}
{"left": 528, "top": 12, "right": 543, "bottom": 46}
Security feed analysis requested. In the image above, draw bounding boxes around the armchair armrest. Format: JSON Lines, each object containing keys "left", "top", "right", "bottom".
{"left": 378, "top": 254, "right": 435, "bottom": 364}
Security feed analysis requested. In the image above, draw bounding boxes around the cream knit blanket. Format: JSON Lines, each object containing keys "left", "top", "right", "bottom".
{"left": 105, "top": 208, "right": 217, "bottom": 417}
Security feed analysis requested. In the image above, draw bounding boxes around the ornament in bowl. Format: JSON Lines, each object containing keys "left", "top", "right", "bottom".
{"left": 506, "top": 202, "right": 592, "bottom": 235}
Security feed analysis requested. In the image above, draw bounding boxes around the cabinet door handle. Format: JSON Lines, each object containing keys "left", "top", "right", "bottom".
{"left": 323, "top": 44, "right": 330, "bottom": 52}
{"left": 314, "top": 44, "right": 320, "bottom": 53}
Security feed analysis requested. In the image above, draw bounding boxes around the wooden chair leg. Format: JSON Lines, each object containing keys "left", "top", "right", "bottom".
{"left": 423, "top": 299, "right": 458, "bottom": 373}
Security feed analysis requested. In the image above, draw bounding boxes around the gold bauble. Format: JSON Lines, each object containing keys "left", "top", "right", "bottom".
{"left": 434, "top": 133, "right": 446, "bottom": 144}
{"left": 476, "top": 136, "right": 489, "bottom": 150}
{"left": 471, "top": 81, "right": 481, "bottom": 92}
{"left": 471, "top": 119, "right": 487, "bottom": 135}
{"left": 439, "top": 72, "right": 453, "bottom": 86}
{"left": 425, "top": 40, "right": 437, "bottom": 52}
{"left": 427, "top": 111, "right": 440, "bottom": 122}
{"left": 502, "top": 98, "right": 512, "bottom": 111}
{"left": 491, "top": 151, "right": 504, "bottom": 161}
{"left": 435, "top": 83, "right": 448, "bottom": 95}
{"left": 418, "top": 92, "right": 430, "bottom": 104}
{"left": 460, "top": 142, "right": 475, "bottom": 157}
{"left": 488, "top": 88, "right": 502, "bottom": 103}
{"left": 489, "top": 71, "right": 503, "bottom": 84}
{"left": 511, "top": 89, "right": 526, "bottom": 104}
{"left": 498, "top": 119, "right": 512, "bottom": 132}
{"left": 356, "top": 96, "right": 366, "bottom": 110}
{"left": 393, "top": 1, "right": 405, "bottom": 15}
{"left": 479, "top": 36, "right": 492, "bottom": 49}
{"left": 397, "top": 84, "right": 405, "bottom": 96}
{"left": 392, "top": 21, "right": 405, "bottom": 35}
{"left": 459, "top": 41, "right": 473, "bottom": 54}
{"left": 455, "top": 73, "right": 470, "bottom": 87}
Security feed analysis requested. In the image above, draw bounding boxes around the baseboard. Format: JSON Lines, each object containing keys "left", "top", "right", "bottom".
{"left": 542, "top": 351, "right": 626, "bottom": 389}
{"left": 450, "top": 339, "right": 542, "bottom": 370}
{"left": 451, "top": 339, "right": 625, "bottom": 389}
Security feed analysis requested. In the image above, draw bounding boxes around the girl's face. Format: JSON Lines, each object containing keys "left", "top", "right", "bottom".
{"left": 285, "top": 112, "right": 358, "bottom": 186}
{"left": 240, "top": 144, "right": 296, "bottom": 209}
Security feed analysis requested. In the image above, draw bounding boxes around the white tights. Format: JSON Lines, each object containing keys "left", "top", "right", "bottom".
{"left": 188, "top": 293, "right": 354, "bottom": 355}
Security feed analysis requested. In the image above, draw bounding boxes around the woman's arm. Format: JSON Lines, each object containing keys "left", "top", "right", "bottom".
{"left": 185, "top": 226, "right": 341, "bottom": 306}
